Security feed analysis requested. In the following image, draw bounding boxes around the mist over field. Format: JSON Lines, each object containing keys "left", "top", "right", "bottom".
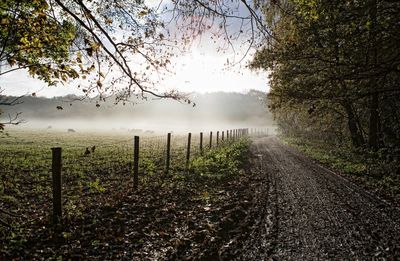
{"left": 1, "top": 90, "right": 275, "bottom": 133}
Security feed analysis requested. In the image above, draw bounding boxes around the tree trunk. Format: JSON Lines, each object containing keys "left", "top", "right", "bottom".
{"left": 368, "top": 93, "right": 379, "bottom": 150}
{"left": 342, "top": 102, "right": 365, "bottom": 148}
{"left": 368, "top": 0, "right": 380, "bottom": 151}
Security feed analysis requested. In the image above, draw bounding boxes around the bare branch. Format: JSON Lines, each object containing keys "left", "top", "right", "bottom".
{"left": 53, "top": 0, "right": 183, "bottom": 100}
{"left": 0, "top": 93, "right": 24, "bottom": 106}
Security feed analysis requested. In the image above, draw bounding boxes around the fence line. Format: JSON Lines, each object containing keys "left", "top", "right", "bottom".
{"left": 49, "top": 128, "right": 258, "bottom": 221}
{"left": 166, "top": 133, "right": 171, "bottom": 174}
{"left": 186, "top": 133, "right": 191, "bottom": 170}
{"left": 133, "top": 136, "right": 139, "bottom": 190}
{"left": 0, "top": 127, "right": 269, "bottom": 226}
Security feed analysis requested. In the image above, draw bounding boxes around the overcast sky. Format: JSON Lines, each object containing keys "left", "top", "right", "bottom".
{"left": 0, "top": 0, "right": 269, "bottom": 98}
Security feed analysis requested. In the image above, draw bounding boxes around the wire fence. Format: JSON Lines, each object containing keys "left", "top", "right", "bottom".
{"left": 0, "top": 128, "right": 269, "bottom": 228}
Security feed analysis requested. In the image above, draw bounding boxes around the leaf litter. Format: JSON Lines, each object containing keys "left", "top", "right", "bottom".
{"left": 1, "top": 161, "right": 269, "bottom": 260}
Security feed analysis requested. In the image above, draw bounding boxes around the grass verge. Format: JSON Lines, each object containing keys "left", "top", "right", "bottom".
{"left": 281, "top": 136, "right": 400, "bottom": 206}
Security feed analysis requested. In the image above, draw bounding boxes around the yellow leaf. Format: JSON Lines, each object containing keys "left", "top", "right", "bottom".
{"left": 1, "top": 18, "right": 9, "bottom": 25}
{"left": 138, "top": 10, "right": 148, "bottom": 17}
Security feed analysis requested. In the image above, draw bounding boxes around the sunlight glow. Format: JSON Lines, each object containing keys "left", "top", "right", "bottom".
{"left": 0, "top": 48, "right": 269, "bottom": 97}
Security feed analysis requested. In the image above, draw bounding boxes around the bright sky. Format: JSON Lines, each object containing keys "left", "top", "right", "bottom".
{"left": 0, "top": 46, "right": 269, "bottom": 98}
{"left": 0, "top": 1, "right": 269, "bottom": 98}
{"left": 162, "top": 46, "right": 269, "bottom": 94}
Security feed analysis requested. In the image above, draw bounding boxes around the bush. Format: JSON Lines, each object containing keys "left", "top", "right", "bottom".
{"left": 190, "top": 138, "right": 250, "bottom": 180}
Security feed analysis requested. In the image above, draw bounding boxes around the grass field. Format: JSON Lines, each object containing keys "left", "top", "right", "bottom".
{"left": 0, "top": 129, "right": 249, "bottom": 258}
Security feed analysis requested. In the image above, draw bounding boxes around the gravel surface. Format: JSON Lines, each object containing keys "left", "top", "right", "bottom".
{"left": 239, "top": 136, "right": 400, "bottom": 260}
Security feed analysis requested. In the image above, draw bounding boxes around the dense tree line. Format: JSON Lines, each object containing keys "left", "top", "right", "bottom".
{"left": 251, "top": 0, "right": 400, "bottom": 156}
{"left": 0, "top": 90, "right": 272, "bottom": 127}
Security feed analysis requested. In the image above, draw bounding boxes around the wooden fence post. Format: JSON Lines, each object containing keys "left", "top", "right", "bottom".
{"left": 209, "top": 131, "right": 213, "bottom": 148}
{"left": 186, "top": 133, "right": 191, "bottom": 170}
{"left": 226, "top": 130, "right": 229, "bottom": 140}
{"left": 222, "top": 131, "right": 224, "bottom": 142}
{"left": 200, "top": 132, "right": 203, "bottom": 155}
{"left": 216, "top": 131, "right": 219, "bottom": 147}
{"left": 51, "top": 147, "right": 62, "bottom": 224}
{"left": 133, "top": 136, "right": 139, "bottom": 189}
{"left": 166, "top": 133, "right": 171, "bottom": 174}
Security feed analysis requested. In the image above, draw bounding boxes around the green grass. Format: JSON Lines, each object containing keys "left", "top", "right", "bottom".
{"left": 283, "top": 137, "right": 367, "bottom": 175}
{"left": 190, "top": 138, "right": 250, "bottom": 180}
{"left": 282, "top": 136, "right": 400, "bottom": 205}
{"left": 0, "top": 129, "right": 251, "bottom": 251}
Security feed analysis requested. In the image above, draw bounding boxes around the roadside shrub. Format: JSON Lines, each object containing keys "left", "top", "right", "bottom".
{"left": 191, "top": 138, "right": 250, "bottom": 180}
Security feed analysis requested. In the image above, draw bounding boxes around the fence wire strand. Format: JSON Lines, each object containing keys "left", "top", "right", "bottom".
{"left": 0, "top": 128, "right": 255, "bottom": 229}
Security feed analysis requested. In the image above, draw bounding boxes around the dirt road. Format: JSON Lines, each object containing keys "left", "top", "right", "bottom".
{"left": 239, "top": 136, "right": 400, "bottom": 260}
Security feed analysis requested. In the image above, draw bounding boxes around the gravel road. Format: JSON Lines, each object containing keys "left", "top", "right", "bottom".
{"left": 239, "top": 136, "right": 400, "bottom": 260}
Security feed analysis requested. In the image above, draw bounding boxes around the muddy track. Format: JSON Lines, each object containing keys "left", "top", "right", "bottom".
{"left": 239, "top": 136, "right": 400, "bottom": 260}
